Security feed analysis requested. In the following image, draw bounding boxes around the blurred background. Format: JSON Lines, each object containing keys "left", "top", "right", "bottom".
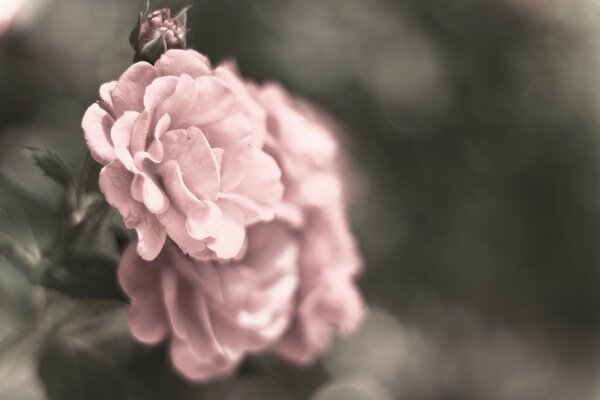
{"left": 2, "top": 0, "right": 600, "bottom": 398}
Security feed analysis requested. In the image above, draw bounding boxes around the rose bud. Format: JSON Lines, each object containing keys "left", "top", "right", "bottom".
{"left": 130, "top": 5, "right": 190, "bottom": 64}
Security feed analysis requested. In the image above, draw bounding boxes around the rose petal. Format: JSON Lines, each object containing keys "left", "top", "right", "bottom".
{"left": 224, "top": 150, "right": 283, "bottom": 223}
{"left": 185, "top": 293, "right": 224, "bottom": 359}
{"left": 118, "top": 242, "right": 154, "bottom": 294}
{"left": 111, "top": 62, "right": 158, "bottom": 116}
{"left": 147, "top": 113, "right": 172, "bottom": 161}
{"left": 203, "top": 114, "right": 253, "bottom": 191}
{"left": 161, "top": 74, "right": 239, "bottom": 129}
{"left": 131, "top": 170, "right": 170, "bottom": 215}
{"left": 135, "top": 212, "right": 168, "bottom": 260}
{"left": 110, "top": 111, "right": 139, "bottom": 169}
{"left": 215, "top": 62, "right": 268, "bottom": 147}
{"left": 169, "top": 338, "right": 239, "bottom": 382}
{"left": 143, "top": 76, "right": 178, "bottom": 112}
{"left": 160, "top": 127, "right": 220, "bottom": 200}
{"left": 99, "top": 163, "right": 166, "bottom": 260}
{"left": 161, "top": 263, "right": 189, "bottom": 338}
{"left": 129, "top": 110, "right": 152, "bottom": 154}
{"left": 158, "top": 206, "right": 210, "bottom": 258}
{"left": 98, "top": 163, "right": 141, "bottom": 229}
{"left": 99, "top": 81, "right": 117, "bottom": 113}
{"left": 129, "top": 298, "right": 169, "bottom": 344}
{"left": 81, "top": 103, "right": 116, "bottom": 165}
{"left": 206, "top": 201, "right": 246, "bottom": 259}
{"left": 316, "top": 274, "right": 366, "bottom": 333}
{"left": 158, "top": 160, "right": 223, "bottom": 240}
{"left": 155, "top": 49, "right": 212, "bottom": 78}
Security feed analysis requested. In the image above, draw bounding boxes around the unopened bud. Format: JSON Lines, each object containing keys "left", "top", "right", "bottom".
{"left": 130, "top": 4, "right": 191, "bottom": 64}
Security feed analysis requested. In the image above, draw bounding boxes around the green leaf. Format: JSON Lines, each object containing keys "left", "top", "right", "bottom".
{"left": 0, "top": 172, "right": 60, "bottom": 252}
{"left": 174, "top": 5, "right": 192, "bottom": 48}
{"left": 23, "top": 147, "right": 75, "bottom": 190}
{"left": 173, "top": 5, "right": 193, "bottom": 26}
{"left": 129, "top": 11, "right": 143, "bottom": 48}
{"left": 138, "top": 32, "right": 167, "bottom": 63}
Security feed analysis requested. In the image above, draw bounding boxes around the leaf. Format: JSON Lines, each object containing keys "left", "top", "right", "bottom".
{"left": 43, "top": 253, "right": 124, "bottom": 301}
{"left": 139, "top": 32, "right": 167, "bottom": 63}
{"left": 174, "top": 5, "right": 192, "bottom": 48}
{"left": 173, "top": 4, "right": 193, "bottom": 26}
{"left": 0, "top": 172, "right": 60, "bottom": 252}
{"left": 23, "top": 147, "right": 75, "bottom": 190}
{"left": 0, "top": 334, "right": 45, "bottom": 400}
{"left": 37, "top": 302, "right": 132, "bottom": 400}
{"left": 129, "top": 11, "right": 143, "bottom": 48}
{"left": 0, "top": 234, "right": 42, "bottom": 281}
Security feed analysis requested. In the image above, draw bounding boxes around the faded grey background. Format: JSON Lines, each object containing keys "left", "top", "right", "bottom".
{"left": 2, "top": 0, "right": 600, "bottom": 399}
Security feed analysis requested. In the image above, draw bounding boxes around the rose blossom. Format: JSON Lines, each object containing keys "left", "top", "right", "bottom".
{"left": 273, "top": 208, "right": 365, "bottom": 363}
{"left": 255, "top": 82, "right": 366, "bottom": 363}
{"left": 111, "top": 55, "right": 364, "bottom": 381}
{"left": 118, "top": 222, "right": 299, "bottom": 381}
{"left": 82, "top": 50, "right": 283, "bottom": 261}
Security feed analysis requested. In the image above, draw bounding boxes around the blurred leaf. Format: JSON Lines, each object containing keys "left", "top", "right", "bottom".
{"left": 0, "top": 234, "right": 41, "bottom": 270}
{"left": 42, "top": 254, "right": 123, "bottom": 301}
{"left": 35, "top": 301, "right": 192, "bottom": 400}
{"left": 0, "top": 172, "right": 60, "bottom": 253}
{"left": 0, "top": 259, "right": 44, "bottom": 347}
{"left": 38, "top": 306, "right": 131, "bottom": 400}
{"left": 24, "top": 147, "right": 76, "bottom": 191}
{"left": 0, "top": 258, "right": 46, "bottom": 399}
{"left": 0, "top": 334, "right": 45, "bottom": 400}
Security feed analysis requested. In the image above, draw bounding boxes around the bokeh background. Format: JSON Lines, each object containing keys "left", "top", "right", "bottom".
{"left": 2, "top": 0, "right": 600, "bottom": 398}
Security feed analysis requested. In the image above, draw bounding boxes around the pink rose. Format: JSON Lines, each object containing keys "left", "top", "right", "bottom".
{"left": 273, "top": 209, "right": 365, "bottom": 364}
{"left": 118, "top": 222, "right": 299, "bottom": 381}
{"left": 82, "top": 50, "right": 283, "bottom": 261}
{"left": 107, "top": 56, "right": 365, "bottom": 381}
{"left": 255, "top": 83, "right": 366, "bottom": 363}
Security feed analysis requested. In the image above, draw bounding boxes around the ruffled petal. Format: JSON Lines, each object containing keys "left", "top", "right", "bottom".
{"left": 129, "top": 298, "right": 169, "bottom": 344}
{"left": 130, "top": 170, "right": 170, "bottom": 215}
{"left": 118, "top": 243, "right": 169, "bottom": 345}
{"left": 169, "top": 338, "right": 240, "bottom": 382}
{"left": 206, "top": 201, "right": 246, "bottom": 259}
{"left": 316, "top": 273, "right": 366, "bottom": 333}
{"left": 161, "top": 262, "right": 190, "bottom": 338}
{"left": 158, "top": 206, "right": 209, "bottom": 258}
{"left": 215, "top": 62, "right": 268, "bottom": 147}
{"left": 111, "top": 62, "right": 158, "bottom": 116}
{"left": 158, "top": 160, "right": 223, "bottom": 240}
{"left": 202, "top": 114, "right": 253, "bottom": 191}
{"left": 81, "top": 103, "right": 116, "bottom": 165}
{"left": 155, "top": 49, "right": 212, "bottom": 78}
{"left": 160, "top": 127, "right": 220, "bottom": 200}
{"left": 118, "top": 241, "right": 160, "bottom": 296}
{"left": 99, "top": 164, "right": 166, "bottom": 260}
{"left": 143, "top": 76, "right": 178, "bottom": 112}
{"left": 99, "top": 81, "right": 117, "bottom": 113}
{"left": 110, "top": 111, "right": 139, "bottom": 169}
{"left": 98, "top": 163, "right": 141, "bottom": 229}
{"left": 161, "top": 74, "right": 239, "bottom": 129}
{"left": 129, "top": 110, "right": 152, "bottom": 154}
{"left": 147, "top": 113, "right": 171, "bottom": 161}
{"left": 224, "top": 150, "right": 283, "bottom": 223}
